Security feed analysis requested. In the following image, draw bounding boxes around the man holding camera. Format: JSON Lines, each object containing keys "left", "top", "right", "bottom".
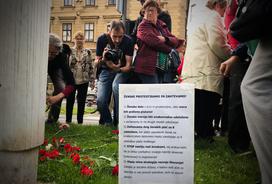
{"left": 95, "top": 20, "right": 134, "bottom": 126}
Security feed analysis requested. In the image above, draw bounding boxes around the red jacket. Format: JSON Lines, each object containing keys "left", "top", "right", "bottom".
{"left": 225, "top": 0, "right": 239, "bottom": 49}
{"left": 134, "top": 19, "right": 183, "bottom": 75}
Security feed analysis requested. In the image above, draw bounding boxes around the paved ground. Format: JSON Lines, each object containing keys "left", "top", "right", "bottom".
{"left": 58, "top": 111, "right": 100, "bottom": 126}
{"left": 57, "top": 99, "right": 100, "bottom": 126}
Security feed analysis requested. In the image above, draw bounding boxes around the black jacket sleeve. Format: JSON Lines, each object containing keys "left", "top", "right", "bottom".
{"left": 231, "top": 43, "right": 251, "bottom": 62}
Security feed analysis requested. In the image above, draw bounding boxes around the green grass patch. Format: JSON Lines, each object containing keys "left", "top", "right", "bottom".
{"left": 38, "top": 125, "right": 260, "bottom": 184}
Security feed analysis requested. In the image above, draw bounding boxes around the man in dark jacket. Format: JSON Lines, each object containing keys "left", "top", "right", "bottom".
{"left": 46, "top": 33, "right": 75, "bottom": 124}
{"left": 95, "top": 20, "right": 134, "bottom": 126}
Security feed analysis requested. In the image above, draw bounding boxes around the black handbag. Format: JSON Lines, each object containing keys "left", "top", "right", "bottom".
{"left": 167, "top": 49, "right": 180, "bottom": 73}
{"left": 230, "top": 0, "right": 272, "bottom": 42}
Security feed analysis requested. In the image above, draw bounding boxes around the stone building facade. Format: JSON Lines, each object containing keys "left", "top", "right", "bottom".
{"left": 50, "top": 0, "right": 188, "bottom": 51}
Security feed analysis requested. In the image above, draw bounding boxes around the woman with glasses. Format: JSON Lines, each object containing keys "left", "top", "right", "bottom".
{"left": 134, "top": 0, "right": 184, "bottom": 84}
{"left": 66, "top": 31, "right": 95, "bottom": 124}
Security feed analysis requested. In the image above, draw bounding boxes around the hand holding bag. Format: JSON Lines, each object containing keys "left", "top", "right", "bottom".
{"left": 230, "top": 0, "right": 272, "bottom": 42}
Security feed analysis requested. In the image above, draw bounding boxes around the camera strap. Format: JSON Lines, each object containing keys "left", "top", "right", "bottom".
{"left": 106, "top": 34, "right": 116, "bottom": 49}
{"left": 105, "top": 33, "right": 125, "bottom": 67}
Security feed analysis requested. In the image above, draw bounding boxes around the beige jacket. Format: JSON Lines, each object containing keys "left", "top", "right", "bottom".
{"left": 69, "top": 48, "right": 94, "bottom": 85}
{"left": 182, "top": 10, "right": 231, "bottom": 96}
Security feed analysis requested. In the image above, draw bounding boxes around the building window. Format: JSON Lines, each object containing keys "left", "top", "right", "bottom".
{"left": 84, "top": 23, "right": 94, "bottom": 42}
{"left": 108, "top": 0, "right": 116, "bottom": 5}
{"left": 86, "top": 0, "right": 95, "bottom": 6}
{"left": 62, "top": 23, "right": 72, "bottom": 42}
{"left": 106, "top": 23, "right": 111, "bottom": 32}
{"left": 64, "top": 0, "right": 73, "bottom": 6}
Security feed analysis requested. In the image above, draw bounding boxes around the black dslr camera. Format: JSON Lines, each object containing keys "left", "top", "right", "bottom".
{"left": 104, "top": 48, "right": 122, "bottom": 65}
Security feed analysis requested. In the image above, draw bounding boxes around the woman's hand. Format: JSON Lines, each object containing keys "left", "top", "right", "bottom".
{"left": 220, "top": 56, "right": 240, "bottom": 76}
{"left": 46, "top": 93, "right": 65, "bottom": 105}
{"left": 157, "top": 36, "right": 166, "bottom": 42}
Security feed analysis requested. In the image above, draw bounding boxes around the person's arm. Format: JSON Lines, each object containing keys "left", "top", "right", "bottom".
{"left": 104, "top": 57, "right": 121, "bottom": 72}
{"left": 220, "top": 55, "right": 240, "bottom": 76}
{"left": 86, "top": 49, "right": 95, "bottom": 89}
{"left": 47, "top": 55, "right": 75, "bottom": 105}
{"left": 46, "top": 93, "right": 65, "bottom": 105}
{"left": 94, "top": 34, "right": 107, "bottom": 67}
{"left": 60, "top": 55, "right": 75, "bottom": 97}
{"left": 137, "top": 21, "right": 172, "bottom": 53}
{"left": 120, "top": 37, "right": 134, "bottom": 73}
{"left": 205, "top": 13, "right": 232, "bottom": 60}
{"left": 158, "top": 22, "right": 185, "bottom": 49}
{"left": 220, "top": 43, "right": 249, "bottom": 76}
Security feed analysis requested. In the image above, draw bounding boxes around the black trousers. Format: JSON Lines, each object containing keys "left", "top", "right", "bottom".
{"left": 66, "top": 82, "right": 88, "bottom": 124}
{"left": 228, "top": 61, "right": 251, "bottom": 151}
{"left": 221, "top": 78, "right": 230, "bottom": 132}
{"left": 47, "top": 99, "right": 62, "bottom": 123}
{"left": 47, "top": 78, "right": 65, "bottom": 123}
{"left": 195, "top": 89, "right": 221, "bottom": 138}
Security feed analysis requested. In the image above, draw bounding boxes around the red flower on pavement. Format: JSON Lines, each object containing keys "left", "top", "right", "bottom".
{"left": 112, "top": 164, "right": 119, "bottom": 175}
{"left": 80, "top": 164, "right": 94, "bottom": 176}
{"left": 112, "top": 130, "right": 119, "bottom": 135}
{"left": 64, "top": 143, "right": 72, "bottom": 153}
{"left": 71, "top": 153, "right": 80, "bottom": 164}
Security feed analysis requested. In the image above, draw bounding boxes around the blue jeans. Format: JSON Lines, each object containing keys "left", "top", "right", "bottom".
{"left": 97, "top": 69, "right": 116, "bottom": 125}
{"left": 112, "top": 72, "right": 131, "bottom": 125}
{"left": 135, "top": 72, "right": 159, "bottom": 84}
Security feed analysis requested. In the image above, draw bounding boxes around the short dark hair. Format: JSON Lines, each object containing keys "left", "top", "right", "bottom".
{"left": 109, "top": 20, "right": 125, "bottom": 32}
{"left": 142, "top": 0, "right": 161, "bottom": 14}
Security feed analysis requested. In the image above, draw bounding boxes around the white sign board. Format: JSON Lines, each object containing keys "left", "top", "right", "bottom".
{"left": 119, "top": 84, "right": 194, "bottom": 184}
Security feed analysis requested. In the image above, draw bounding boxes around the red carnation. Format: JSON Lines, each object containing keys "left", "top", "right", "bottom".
{"left": 39, "top": 155, "right": 47, "bottom": 162}
{"left": 72, "top": 146, "right": 81, "bottom": 152}
{"left": 39, "top": 149, "right": 46, "bottom": 156}
{"left": 112, "top": 164, "right": 119, "bottom": 175}
{"left": 64, "top": 143, "right": 72, "bottom": 153}
{"left": 80, "top": 164, "right": 94, "bottom": 176}
{"left": 52, "top": 137, "right": 57, "bottom": 144}
{"left": 43, "top": 139, "right": 49, "bottom": 146}
{"left": 48, "top": 149, "right": 59, "bottom": 159}
{"left": 72, "top": 153, "right": 80, "bottom": 164}
{"left": 59, "top": 137, "right": 65, "bottom": 143}
{"left": 112, "top": 130, "right": 119, "bottom": 135}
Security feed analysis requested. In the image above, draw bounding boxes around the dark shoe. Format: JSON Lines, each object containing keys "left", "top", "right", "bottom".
{"left": 255, "top": 180, "right": 261, "bottom": 184}
{"left": 230, "top": 145, "right": 251, "bottom": 154}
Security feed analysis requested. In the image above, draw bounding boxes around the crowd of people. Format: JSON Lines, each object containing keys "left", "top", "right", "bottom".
{"left": 46, "top": 0, "right": 271, "bottom": 183}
